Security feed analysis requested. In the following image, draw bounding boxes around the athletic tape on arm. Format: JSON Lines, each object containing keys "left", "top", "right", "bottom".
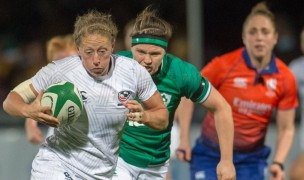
{"left": 12, "top": 79, "right": 36, "bottom": 103}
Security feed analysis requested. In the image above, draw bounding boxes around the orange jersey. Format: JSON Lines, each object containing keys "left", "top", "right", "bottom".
{"left": 201, "top": 48, "right": 298, "bottom": 152}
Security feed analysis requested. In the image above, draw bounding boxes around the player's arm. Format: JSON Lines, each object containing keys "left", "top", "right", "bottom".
{"left": 3, "top": 79, "right": 60, "bottom": 127}
{"left": 124, "top": 90, "right": 169, "bottom": 130}
{"left": 269, "top": 109, "right": 295, "bottom": 179}
{"left": 175, "top": 97, "right": 194, "bottom": 162}
{"left": 25, "top": 118, "right": 45, "bottom": 145}
{"left": 201, "top": 85, "right": 236, "bottom": 179}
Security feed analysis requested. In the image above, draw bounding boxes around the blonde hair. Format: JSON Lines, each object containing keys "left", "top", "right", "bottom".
{"left": 73, "top": 10, "right": 118, "bottom": 47}
{"left": 131, "top": 6, "right": 172, "bottom": 41}
{"left": 46, "top": 34, "right": 76, "bottom": 62}
{"left": 242, "top": 2, "right": 276, "bottom": 33}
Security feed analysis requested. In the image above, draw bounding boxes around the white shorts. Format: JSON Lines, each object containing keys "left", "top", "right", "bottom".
{"left": 170, "top": 121, "right": 180, "bottom": 158}
{"left": 31, "top": 148, "right": 82, "bottom": 180}
{"left": 112, "top": 157, "right": 169, "bottom": 180}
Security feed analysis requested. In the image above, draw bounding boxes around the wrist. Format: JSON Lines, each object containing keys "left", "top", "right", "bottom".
{"left": 272, "top": 161, "right": 284, "bottom": 171}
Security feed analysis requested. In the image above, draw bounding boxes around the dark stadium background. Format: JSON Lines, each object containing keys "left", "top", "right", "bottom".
{"left": 1, "top": 0, "right": 304, "bottom": 65}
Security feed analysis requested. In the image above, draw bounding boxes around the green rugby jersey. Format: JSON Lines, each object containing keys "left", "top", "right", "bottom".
{"left": 117, "top": 51, "right": 211, "bottom": 167}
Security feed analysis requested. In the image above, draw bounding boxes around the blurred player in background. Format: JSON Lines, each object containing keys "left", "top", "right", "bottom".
{"left": 112, "top": 6, "right": 235, "bottom": 180}
{"left": 288, "top": 25, "right": 304, "bottom": 180}
{"left": 185, "top": 2, "right": 298, "bottom": 180}
{"left": 3, "top": 10, "right": 168, "bottom": 179}
{"left": 25, "top": 34, "right": 78, "bottom": 145}
{"left": 289, "top": 25, "right": 304, "bottom": 152}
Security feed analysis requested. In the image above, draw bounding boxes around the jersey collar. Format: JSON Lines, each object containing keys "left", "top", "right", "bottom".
{"left": 242, "top": 48, "right": 278, "bottom": 74}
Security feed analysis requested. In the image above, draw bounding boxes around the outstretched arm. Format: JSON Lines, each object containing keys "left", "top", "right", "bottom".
{"left": 201, "top": 86, "right": 235, "bottom": 180}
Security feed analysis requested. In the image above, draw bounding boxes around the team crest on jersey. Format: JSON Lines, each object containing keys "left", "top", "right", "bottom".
{"left": 80, "top": 91, "right": 87, "bottom": 103}
{"left": 118, "top": 91, "right": 132, "bottom": 103}
{"left": 266, "top": 78, "right": 277, "bottom": 90}
{"left": 161, "top": 93, "right": 171, "bottom": 107}
{"left": 265, "top": 78, "right": 277, "bottom": 97}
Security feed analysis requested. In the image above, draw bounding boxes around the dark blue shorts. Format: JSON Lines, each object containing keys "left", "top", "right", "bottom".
{"left": 190, "top": 137, "right": 271, "bottom": 180}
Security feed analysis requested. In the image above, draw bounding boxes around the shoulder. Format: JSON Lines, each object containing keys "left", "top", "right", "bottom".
{"left": 204, "top": 48, "right": 244, "bottom": 72}
{"left": 165, "top": 53, "right": 199, "bottom": 72}
{"left": 52, "top": 55, "right": 81, "bottom": 67}
{"left": 275, "top": 58, "right": 297, "bottom": 81}
{"left": 213, "top": 48, "right": 243, "bottom": 64}
{"left": 164, "top": 53, "right": 202, "bottom": 89}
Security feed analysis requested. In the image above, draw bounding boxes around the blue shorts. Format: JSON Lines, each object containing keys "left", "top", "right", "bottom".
{"left": 190, "top": 137, "right": 271, "bottom": 180}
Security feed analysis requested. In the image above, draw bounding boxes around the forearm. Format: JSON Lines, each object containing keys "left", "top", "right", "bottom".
{"left": 3, "top": 92, "right": 30, "bottom": 118}
{"left": 144, "top": 108, "right": 169, "bottom": 130}
{"left": 178, "top": 98, "right": 194, "bottom": 143}
{"left": 273, "top": 124, "right": 295, "bottom": 163}
{"left": 25, "top": 118, "right": 38, "bottom": 129}
{"left": 179, "top": 117, "right": 191, "bottom": 143}
{"left": 214, "top": 106, "right": 234, "bottom": 161}
{"left": 273, "top": 109, "right": 296, "bottom": 163}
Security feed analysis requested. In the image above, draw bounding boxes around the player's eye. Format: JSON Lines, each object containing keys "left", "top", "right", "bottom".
{"left": 85, "top": 51, "right": 93, "bottom": 56}
{"left": 97, "top": 50, "right": 106, "bottom": 57}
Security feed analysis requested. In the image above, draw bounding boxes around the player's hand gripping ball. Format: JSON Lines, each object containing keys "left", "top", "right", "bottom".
{"left": 41, "top": 81, "right": 83, "bottom": 126}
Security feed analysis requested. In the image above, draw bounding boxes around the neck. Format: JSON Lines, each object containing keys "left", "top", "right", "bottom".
{"left": 250, "top": 55, "right": 271, "bottom": 72}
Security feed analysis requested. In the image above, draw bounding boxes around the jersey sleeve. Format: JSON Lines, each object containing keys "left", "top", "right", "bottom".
{"left": 277, "top": 67, "right": 299, "bottom": 110}
{"left": 177, "top": 60, "right": 211, "bottom": 103}
{"left": 31, "top": 62, "right": 60, "bottom": 92}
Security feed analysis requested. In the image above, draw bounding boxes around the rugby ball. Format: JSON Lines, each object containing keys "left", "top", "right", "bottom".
{"left": 41, "top": 81, "right": 83, "bottom": 126}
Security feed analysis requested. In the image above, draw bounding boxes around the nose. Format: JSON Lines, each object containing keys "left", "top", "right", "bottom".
{"left": 143, "top": 55, "right": 152, "bottom": 64}
{"left": 256, "top": 31, "right": 263, "bottom": 40}
{"left": 92, "top": 52, "right": 100, "bottom": 66}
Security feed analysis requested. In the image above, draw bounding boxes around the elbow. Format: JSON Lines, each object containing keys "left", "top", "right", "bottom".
{"left": 160, "top": 110, "right": 169, "bottom": 130}
{"left": 224, "top": 100, "right": 232, "bottom": 113}
{"left": 161, "top": 108, "right": 169, "bottom": 129}
{"left": 2, "top": 98, "right": 9, "bottom": 114}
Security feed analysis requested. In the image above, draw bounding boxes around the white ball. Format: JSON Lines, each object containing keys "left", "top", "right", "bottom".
{"left": 41, "top": 81, "right": 83, "bottom": 126}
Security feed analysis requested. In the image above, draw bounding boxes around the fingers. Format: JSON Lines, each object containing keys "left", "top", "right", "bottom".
{"left": 36, "top": 111, "right": 60, "bottom": 127}
{"left": 176, "top": 149, "right": 186, "bottom": 161}
{"left": 25, "top": 89, "right": 59, "bottom": 128}
{"left": 127, "top": 112, "right": 144, "bottom": 123}
{"left": 39, "top": 118, "right": 60, "bottom": 127}
{"left": 128, "top": 112, "right": 142, "bottom": 121}
{"left": 124, "top": 100, "right": 145, "bottom": 123}
{"left": 123, "top": 100, "right": 143, "bottom": 112}
{"left": 217, "top": 174, "right": 236, "bottom": 180}
{"left": 176, "top": 149, "right": 191, "bottom": 162}
{"left": 36, "top": 89, "right": 44, "bottom": 102}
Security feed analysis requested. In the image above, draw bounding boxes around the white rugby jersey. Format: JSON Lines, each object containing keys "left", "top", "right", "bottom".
{"left": 31, "top": 54, "right": 157, "bottom": 179}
